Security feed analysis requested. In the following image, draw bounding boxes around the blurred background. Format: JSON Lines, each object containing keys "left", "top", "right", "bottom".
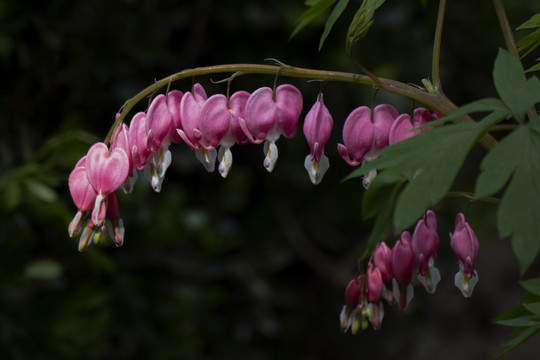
{"left": 1, "top": 0, "right": 540, "bottom": 359}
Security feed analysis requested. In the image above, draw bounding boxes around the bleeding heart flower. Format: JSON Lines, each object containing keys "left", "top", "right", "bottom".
{"left": 242, "top": 84, "right": 303, "bottom": 172}
{"left": 450, "top": 213, "right": 480, "bottom": 297}
{"left": 129, "top": 112, "right": 151, "bottom": 171}
{"left": 85, "top": 142, "right": 129, "bottom": 225}
{"left": 411, "top": 210, "right": 441, "bottom": 294}
{"left": 303, "top": 93, "right": 333, "bottom": 184}
{"left": 372, "top": 241, "right": 394, "bottom": 304}
{"left": 178, "top": 83, "right": 217, "bottom": 172}
{"left": 111, "top": 122, "right": 138, "bottom": 194}
{"left": 392, "top": 231, "right": 415, "bottom": 310}
{"left": 67, "top": 156, "right": 97, "bottom": 237}
{"left": 146, "top": 94, "right": 173, "bottom": 152}
{"left": 338, "top": 104, "right": 398, "bottom": 188}
{"left": 388, "top": 107, "right": 441, "bottom": 145}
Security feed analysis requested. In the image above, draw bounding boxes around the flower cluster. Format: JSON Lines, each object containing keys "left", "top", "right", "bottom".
{"left": 67, "top": 79, "right": 442, "bottom": 250}
{"left": 338, "top": 105, "right": 441, "bottom": 188}
{"left": 340, "top": 211, "right": 480, "bottom": 333}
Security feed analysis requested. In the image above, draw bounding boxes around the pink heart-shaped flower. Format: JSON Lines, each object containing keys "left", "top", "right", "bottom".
{"left": 86, "top": 142, "right": 129, "bottom": 195}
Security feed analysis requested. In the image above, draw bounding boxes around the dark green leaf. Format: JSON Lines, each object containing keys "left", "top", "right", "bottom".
{"left": 361, "top": 177, "right": 403, "bottom": 250}
{"left": 493, "top": 48, "right": 530, "bottom": 122}
{"left": 497, "top": 125, "right": 540, "bottom": 273}
{"left": 475, "top": 126, "right": 522, "bottom": 198}
{"left": 318, "top": 0, "right": 350, "bottom": 51}
{"left": 494, "top": 325, "right": 540, "bottom": 358}
{"left": 526, "top": 62, "right": 540, "bottom": 73}
{"left": 523, "top": 302, "right": 540, "bottom": 316}
{"left": 290, "top": 0, "right": 337, "bottom": 40}
{"left": 495, "top": 316, "right": 540, "bottom": 327}
{"left": 517, "top": 13, "right": 540, "bottom": 30}
{"left": 25, "top": 179, "right": 58, "bottom": 203}
{"left": 521, "top": 278, "right": 540, "bottom": 296}
{"left": 417, "top": 98, "right": 508, "bottom": 130}
{"left": 25, "top": 259, "right": 63, "bottom": 280}
{"left": 495, "top": 303, "right": 529, "bottom": 322}
{"left": 346, "top": 0, "right": 385, "bottom": 53}
{"left": 346, "top": 122, "right": 484, "bottom": 232}
{"left": 516, "top": 28, "right": 540, "bottom": 58}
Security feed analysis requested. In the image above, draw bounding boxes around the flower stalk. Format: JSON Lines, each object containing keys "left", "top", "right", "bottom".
{"left": 105, "top": 63, "right": 498, "bottom": 151}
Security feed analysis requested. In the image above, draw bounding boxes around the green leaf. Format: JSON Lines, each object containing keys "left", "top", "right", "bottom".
{"left": 494, "top": 325, "right": 540, "bottom": 358}
{"left": 361, "top": 178, "right": 403, "bottom": 250}
{"left": 493, "top": 48, "right": 531, "bottom": 122}
{"left": 346, "top": 0, "right": 385, "bottom": 54}
{"left": 495, "top": 316, "right": 540, "bottom": 327}
{"left": 521, "top": 278, "right": 540, "bottom": 296}
{"left": 524, "top": 302, "right": 540, "bottom": 316}
{"left": 416, "top": 98, "right": 508, "bottom": 130}
{"left": 495, "top": 303, "right": 529, "bottom": 323}
{"left": 25, "top": 179, "right": 58, "bottom": 203}
{"left": 347, "top": 122, "right": 485, "bottom": 232}
{"left": 25, "top": 259, "right": 63, "bottom": 280}
{"left": 517, "top": 13, "right": 540, "bottom": 30}
{"left": 516, "top": 28, "right": 540, "bottom": 58}
{"left": 290, "top": 0, "right": 337, "bottom": 40}
{"left": 318, "top": 0, "right": 350, "bottom": 51}
{"left": 496, "top": 125, "right": 540, "bottom": 273}
{"left": 526, "top": 62, "right": 540, "bottom": 73}
{"left": 475, "top": 127, "right": 522, "bottom": 198}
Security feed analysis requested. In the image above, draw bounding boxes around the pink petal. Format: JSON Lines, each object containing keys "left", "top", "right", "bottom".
{"left": 68, "top": 166, "right": 97, "bottom": 211}
{"left": 199, "top": 94, "right": 231, "bottom": 149}
{"left": 303, "top": 93, "right": 333, "bottom": 162}
{"left": 146, "top": 94, "right": 173, "bottom": 152}
{"left": 229, "top": 90, "right": 250, "bottom": 145}
{"left": 275, "top": 84, "right": 303, "bottom": 138}
{"left": 245, "top": 87, "right": 278, "bottom": 142}
{"left": 129, "top": 112, "right": 151, "bottom": 170}
{"left": 167, "top": 90, "right": 184, "bottom": 143}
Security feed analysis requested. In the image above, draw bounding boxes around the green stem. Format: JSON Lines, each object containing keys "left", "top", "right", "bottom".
{"left": 445, "top": 191, "right": 501, "bottom": 205}
{"left": 432, "top": 0, "right": 447, "bottom": 92}
{"left": 104, "top": 63, "right": 497, "bottom": 150}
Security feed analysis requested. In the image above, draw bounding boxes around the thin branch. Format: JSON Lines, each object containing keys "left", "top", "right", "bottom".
{"left": 103, "top": 63, "right": 498, "bottom": 151}
{"left": 432, "top": 0, "right": 447, "bottom": 92}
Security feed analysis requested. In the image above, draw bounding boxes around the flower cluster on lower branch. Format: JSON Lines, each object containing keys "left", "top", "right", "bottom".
{"left": 340, "top": 211, "right": 480, "bottom": 333}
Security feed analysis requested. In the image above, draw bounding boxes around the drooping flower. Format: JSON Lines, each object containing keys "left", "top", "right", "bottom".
{"left": 391, "top": 231, "right": 415, "bottom": 310}
{"left": 106, "top": 192, "right": 124, "bottom": 247}
{"left": 241, "top": 84, "right": 303, "bottom": 172}
{"left": 67, "top": 156, "right": 97, "bottom": 237}
{"left": 303, "top": 93, "right": 333, "bottom": 184}
{"left": 85, "top": 142, "right": 129, "bottom": 226}
{"left": 372, "top": 241, "right": 394, "bottom": 304}
{"left": 166, "top": 90, "right": 184, "bottom": 144}
{"left": 388, "top": 107, "right": 441, "bottom": 145}
{"left": 128, "top": 112, "right": 151, "bottom": 171}
{"left": 144, "top": 94, "right": 181, "bottom": 192}
{"left": 198, "top": 90, "right": 251, "bottom": 178}
{"left": 450, "top": 213, "right": 480, "bottom": 297}
{"left": 146, "top": 94, "right": 173, "bottom": 153}
{"left": 111, "top": 122, "right": 138, "bottom": 194}
{"left": 411, "top": 210, "right": 441, "bottom": 294}
{"left": 337, "top": 104, "right": 398, "bottom": 188}
{"left": 177, "top": 83, "right": 216, "bottom": 172}
{"left": 340, "top": 275, "right": 367, "bottom": 334}
{"left": 366, "top": 263, "right": 384, "bottom": 330}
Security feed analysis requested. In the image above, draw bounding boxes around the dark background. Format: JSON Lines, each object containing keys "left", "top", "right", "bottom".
{"left": 1, "top": 0, "right": 540, "bottom": 359}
